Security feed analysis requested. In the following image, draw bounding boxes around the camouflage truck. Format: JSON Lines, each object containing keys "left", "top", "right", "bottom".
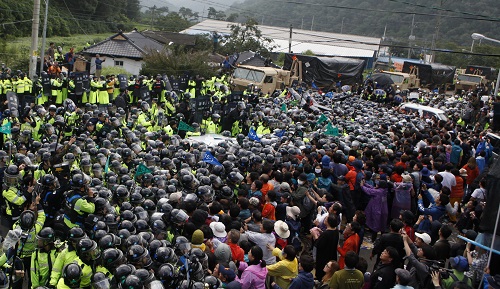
{"left": 230, "top": 65, "right": 297, "bottom": 95}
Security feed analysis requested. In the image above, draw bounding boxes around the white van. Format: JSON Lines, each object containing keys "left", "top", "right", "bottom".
{"left": 399, "top": 103, "right": 448, "bottom": 122}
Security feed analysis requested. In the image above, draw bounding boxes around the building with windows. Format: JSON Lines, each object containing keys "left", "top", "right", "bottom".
{"left": 81, "top": 29, "right": 196, "bottom": 75}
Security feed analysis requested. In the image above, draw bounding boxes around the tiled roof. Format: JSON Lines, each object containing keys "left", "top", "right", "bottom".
{"left": 82, "top": 30, "right": 164, "bottom": 59}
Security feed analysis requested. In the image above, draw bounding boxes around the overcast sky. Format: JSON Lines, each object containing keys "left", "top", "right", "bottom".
{"left": 141, "top": 0, "right": 240, "bottom": 14}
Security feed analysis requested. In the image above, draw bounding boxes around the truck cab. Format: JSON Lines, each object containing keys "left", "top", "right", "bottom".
{"left": 455, "top": 69, "right": 488, "bottom": 92}
{"left": 379, "top": 70, "right": 420, "bottom": 91}
{"left": 230, "top": 65, "right": 297, "bottom": 95}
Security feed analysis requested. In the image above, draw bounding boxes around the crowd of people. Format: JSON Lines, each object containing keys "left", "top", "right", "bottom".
{"left": 0, "top": 60, "right": 498, "bottom": 289}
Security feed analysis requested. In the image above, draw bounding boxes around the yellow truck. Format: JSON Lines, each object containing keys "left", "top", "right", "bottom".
{"left": 455, "top": 68, "right": 489, "bottom": 92}
{"left": 378, "top": 70, "right": 420, "bottom": 91}
{"left": 230, "top": 65, "right": 297, "bottom": 95}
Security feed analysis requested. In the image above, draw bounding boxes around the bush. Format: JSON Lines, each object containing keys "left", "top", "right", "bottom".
{"left": 140, "top": 47, "right": 216, "bottom": 78}
{"left": 101, "top": 67, "right": 130, "bottom": 77}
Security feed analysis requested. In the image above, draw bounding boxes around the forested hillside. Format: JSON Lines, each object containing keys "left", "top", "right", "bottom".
{"left": 0, "top": 0, "right": 141, "bottom": 38}
{"left": 227, "top": 0, "right": 499, "bottom": 46}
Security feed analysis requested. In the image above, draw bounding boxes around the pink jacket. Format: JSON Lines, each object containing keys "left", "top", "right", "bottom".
{"left": 237, "top": 263, "right": 268, "bottom": 289}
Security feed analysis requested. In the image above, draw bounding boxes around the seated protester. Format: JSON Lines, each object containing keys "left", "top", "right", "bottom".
{"left": 402, "top": 230, "right": 436, "bottom": 289}
{"left": 266, "top": 245, "right": 298, "bottom": 289}
{"left": 271, "top": 254, "right": 315, "bottom": 289}
{"left": 442, "top": 256, "right": 472, "bottom": 289}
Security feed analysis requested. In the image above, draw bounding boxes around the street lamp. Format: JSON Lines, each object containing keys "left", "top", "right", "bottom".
{"left": 471, "top": 33, "right": 500, "bottom": 97}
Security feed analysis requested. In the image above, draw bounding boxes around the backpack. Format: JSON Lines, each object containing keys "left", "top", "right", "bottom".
{"left": 302, "top": 192, "right": 315, "bottom": 212}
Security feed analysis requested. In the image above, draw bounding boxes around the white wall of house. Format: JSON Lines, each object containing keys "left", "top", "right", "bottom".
{"left": 89, "top": 57, "right": 143, "bottom": 75}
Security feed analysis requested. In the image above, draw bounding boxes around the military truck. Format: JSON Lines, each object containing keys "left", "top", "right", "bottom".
{"left": 455, "top": 71, "right": 488, "bottom": 92}
{"left": 377, "top": 70, "right": 420, "bottom": 91}
{"left": 230, "top": 65, "right": 296, "bottom": 95}
{"left": 455, "top": 65, "right": 494, "bottom": 93}
{"left": 230, "top": 54, "right": 367, "bottom": 94}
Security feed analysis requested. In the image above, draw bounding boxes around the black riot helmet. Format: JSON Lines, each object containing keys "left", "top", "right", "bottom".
{"left": 68, "top": 227, "right": 87, "bottom": 246}
{"left": 41, "top": 174, "right": 60, "bottom": 190}
{"left": 62, "top": 263, "right": 82, "bottom": 288}
{"left": 90, "top": 272, "right": 110, "bottom": 289}
{"left": 156, "top": 263, "right": 178, "bottom": 287}
{"left": 101, "top": 248, "right": 126, "bottom": 271}
{"left": 76, "top": 238, "right": 101, "bottom": 261}
{"left": 123, "top": 275, "right": 143, "bottom": 289}
{"left": 114, "top": 264, "right": 136, "bottom": 287}
{"left": 37, "top": 227, "right": 55, "bottom": 248}
{"left": 19, "top": 210, "right": 36, "bottom": 231}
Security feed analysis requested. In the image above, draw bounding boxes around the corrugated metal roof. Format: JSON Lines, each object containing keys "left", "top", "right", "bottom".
{"left": 181, "top": 19, "right": 380, "bottom": 57}
{"left": 141, "top": 30, "right": 197, "bottom": 46}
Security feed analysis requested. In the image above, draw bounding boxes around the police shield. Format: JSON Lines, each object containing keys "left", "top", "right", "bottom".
{"left": 74, "top": 73, "right": 84, "bottom": 96}
{"left": 163, "top": 74, "right": 172, "bottom": 91}
{"left": 118, "top": 74, "right": 128, "bottom": 90}
{"left": 82, "top": 73, "right": 90, "bottom": 92}
{"left": 6, "top": 91, "right": 19, "bottom": 117}
{"left": 41, "top": 72, "right": 51, "bottom": 96}
{"left": 140, "top": 86, "right": 151, "bottom": 105}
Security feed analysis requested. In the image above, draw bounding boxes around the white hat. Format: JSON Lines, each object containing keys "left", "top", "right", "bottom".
{"left": 286, "top": 206, "right": 301, "bottom": 221}
{"left": 210, "top": 221, "right": 227, "bottom": 238}
{"left": 274, "top": 220, "right": 290, "bottom": 239}
{"left": 415, "top": 232, "right": 431, "bottom": 245}
{"left": 459, "top": 168, "right": 468, "bottom": 177}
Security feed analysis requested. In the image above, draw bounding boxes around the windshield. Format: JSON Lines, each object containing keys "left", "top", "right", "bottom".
{"left": 233, "top": 68, "right": 265, "bottom": 83}
{"left": 382, "top": 73, "right": 405, "bottom": 84}
{"left": 457, "top": 74, "right": 482, "bottom": 83}
{"left": 437, "top": 113, "right": 448, "bottom": 122}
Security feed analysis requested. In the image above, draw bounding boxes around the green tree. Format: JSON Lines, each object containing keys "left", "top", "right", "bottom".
{"left": 220, "top": 18, "right": 275, "bottom": 56}
{"left": 141, "top": 48, "right": 216, "bottom": 78}
{"left": 178, "top": 7, "right": 199, "bottom": 21}
{"left": 125, "top": 0, "right": 141, "bottom": 20}
{"left": 207, "top": 7, "right": 226, "bottom": 20}
{"left": 155, "top": 13, "right": 192, "bottom": 32}
{"left": 226, "top": 13, "right": 239, "bottom": 22}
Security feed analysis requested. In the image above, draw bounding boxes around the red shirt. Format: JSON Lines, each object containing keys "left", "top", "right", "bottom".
{"left": 228, "top": 242, "right": 244, "bottom": 262}
{"left": 337, "top": 233, "right": 360, "bottom": 269}
{"left": 262, "top": 203, "right": 276, "bottom": 221}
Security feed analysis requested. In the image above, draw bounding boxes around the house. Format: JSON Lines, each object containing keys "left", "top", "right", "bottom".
{"left": 81, "top": 29, "right": 199, "bottom": 75}
{"left": 81, "top": 29, "right": 165, "bottom": 75}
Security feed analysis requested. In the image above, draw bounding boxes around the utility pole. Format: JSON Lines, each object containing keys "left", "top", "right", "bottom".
{"left": 341, "top": 17, "right": 345, "bottom": 34}
{"left": 29, "top": 0, "right": 41, "bottom": 79}
{"left": 301, "top": 17, "right": 304, "bottom": 30}
{"left": 288, "top": 24, "right": 293, "bottom": 53}
{"left": 311, "top": 15, "right": 314, "bottom": 31}
{"left": 39, "top": 0, "right": 49, "bottom": 76}
{"left": 408, "top": 14, "right": 415, "bottom": 59}
{"left": 150, "top": 6, "right": 155, "bottom": 30}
